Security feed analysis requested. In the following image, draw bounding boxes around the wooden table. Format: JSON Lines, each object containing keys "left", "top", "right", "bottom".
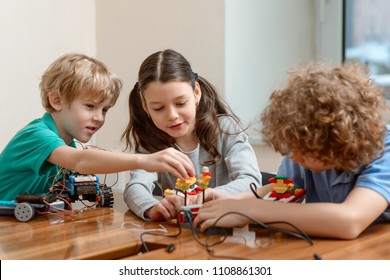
{"left": 0, "top": 192, "right": 389, "bottom": 260}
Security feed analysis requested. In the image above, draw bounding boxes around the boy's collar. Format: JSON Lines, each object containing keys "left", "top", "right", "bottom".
{"left": 42, "top": 113, "right": 58, "bottom": 134}
{"left": 42, "top": 113, "right": 76, "bottom": 148}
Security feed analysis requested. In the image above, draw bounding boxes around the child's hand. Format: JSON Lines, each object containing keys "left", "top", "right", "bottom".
{"left": 204, "top": 189, "right": 233, "bottom": 201}
{"left": 187, "top": 189, "right": 233, "bottom": 205}
{"left": 186, "top": 193, "right": 202, "bottom": 205}
{"left": 194, "top": 199, "right": 251, "bottom": 231}
{"left": 145, "top": 195, "right": 184, "bottom": 221}
{"left": 142, "top": 148, "right": 195, "bottom": 179}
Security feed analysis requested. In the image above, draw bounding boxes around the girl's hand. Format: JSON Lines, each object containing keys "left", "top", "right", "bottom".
{"left": 145, "top": 195, "right": 185, "bottom": 221}
{"left": 194, "top": 199, "right": 251, "bottom": 231}
{"left": 142, "top": 148, "right": 195, "bottom": 179}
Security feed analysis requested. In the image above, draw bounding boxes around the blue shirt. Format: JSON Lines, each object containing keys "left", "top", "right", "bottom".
{"left": 278, "top": 126, "right": 390, "bottom": 222}
{"left": 0, "top": 113, "right": 75, "bottom": 200}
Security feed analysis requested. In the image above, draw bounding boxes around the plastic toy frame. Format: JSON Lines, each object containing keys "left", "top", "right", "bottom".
{"left": 177, "top": 204, "right": 202, "bottom": 225}
{"left": 0, "top": 199, "right": 65, "bottom": 222}
{"left": 263, "top": 176, "right": 306, "bottom": 203}
{"left": 0, "top": 171, "right": 114, "bottom": 222}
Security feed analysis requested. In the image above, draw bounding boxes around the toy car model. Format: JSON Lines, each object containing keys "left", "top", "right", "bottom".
{"left": 0, "top": 171, "right": 113, "bottom": 222}
{"left": 51, "top": 171, "right": 114, "bottom": 208}
{"left": 0, "top": 194, "right": 65, "bottom": 222}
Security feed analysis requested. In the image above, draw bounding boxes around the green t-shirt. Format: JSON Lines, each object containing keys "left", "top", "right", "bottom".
{"left": 0, "top": 113, "right": 75, "bottom": 201}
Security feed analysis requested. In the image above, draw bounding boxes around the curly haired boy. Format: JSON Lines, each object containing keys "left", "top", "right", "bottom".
{"left": 195, "top": 62, "right": 390, "bottom": 239}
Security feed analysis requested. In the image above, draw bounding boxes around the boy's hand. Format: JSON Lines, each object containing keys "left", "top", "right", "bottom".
{"left": 187, "top": 189, "right": 233, "bottom": 205}
{"left": 145, "top": 195, "right": 184, "bottom": 221}
{"left": 194, "top": 199, "right": 251, "bottom": 231}
{"left": 142, "top": 148, "right": 195, "bottom": 179}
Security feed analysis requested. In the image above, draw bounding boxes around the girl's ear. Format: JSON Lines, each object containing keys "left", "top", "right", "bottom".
{"left": 48, "top": 91, "right": 63, "bottom": 111}
{"left": 194, "top": 82, "right": 202, "bottom": 105}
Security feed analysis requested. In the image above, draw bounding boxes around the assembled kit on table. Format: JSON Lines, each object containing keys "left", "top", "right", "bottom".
{"left": 164, "top": 166, "right": 211, "bottom": 225}
{"left": 263, "top": 176, "right": 305, "bottom": 203}
{"left": 0, "top": 171, "right": 113, "bottom": 222}
{"left": 164, "top": 169, "right": 305, "bottom": 227}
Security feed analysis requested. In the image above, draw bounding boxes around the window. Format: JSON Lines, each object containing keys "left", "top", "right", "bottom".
{"left": 343, "top": 0, "right": 390, "bottom": 99}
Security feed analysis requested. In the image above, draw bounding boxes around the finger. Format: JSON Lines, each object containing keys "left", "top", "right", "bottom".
{"left": 185, "top": 193, "right": 198, "bottom": 205}
{"left": 163, "top": 165, "right": 184, "bottom": 180}
{"left": 195, "top": 193, "right": 204, "bottom": 204}
{"left": 168, "top": 148, "right": 195, "bottom": 178}
{"left": 161, "top": 198, "right": 179, "bottom": 219}
{"left": 170, "top": 159, "right": 194, "bottom": 179}
{"left": 193, "top": 215, "right": 201, "bottom": 228}
{"left": 194, "top": 209, "right": 210, "bottom": 228}
{"left": 166, "top": 195, "right": 185, "bottom": 214}
{"left": 197, "top": 217, "right": 214, "bottom": 232}
{"left": 178, "top": 155, "right": 195, "bottom": 177}
{"left": 199, "top": 200, "right": 214, "bottom": 209}
{"left": 159, "top": 154, "right": 192, "bottom": 180}
{"left": 154, "top": 203, "right": 172, "bottom": 220}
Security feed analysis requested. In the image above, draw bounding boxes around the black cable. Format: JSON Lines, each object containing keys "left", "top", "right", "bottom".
{"left": 74, "top": 140, "right": 85, "bottom": 149}
{"left": 172, "top": 188, "right": 186, "bottom": 196}
{"left": 139, "top": 219, "right": 183, "bottom": 252}
{"left": 201, "top": 211, "right": 314, "bottom": 259}
{"left": 139, "top": 207, "right": 313, "bottom": 259}
{"left": 139, "top": 209, "right": 227, "bottom": 254}
{"left": 210, "top": 211, "right": 313, "bottom": 245}
{"left": 314, "top": 253, "right": 322, "bottom": 260}
{"left": 250, "top": 183, "right": 262, "bottom": 199}
{"left": 184, "top": 210, "right": 228, "bottom": 248}
{"left": 178, "top": 210, "right": 249, "bottom": 259}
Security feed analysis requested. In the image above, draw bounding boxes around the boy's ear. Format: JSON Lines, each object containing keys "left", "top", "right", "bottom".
{"left": 194, "top": 82, "right": 202, "bottom": 105}
{"left": 48, "top": 91, "right": 63, "bottom": 111}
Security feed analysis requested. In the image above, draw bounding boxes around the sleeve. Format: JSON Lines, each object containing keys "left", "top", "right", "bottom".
{"left": 10, "top": 123, "right": 65, "bottom": 175}
{"left": 277, "top": 155, "right": 306, "bottom": 188}
{"left": 213, "top": 118, "right": 262, "bottom": 194}
{"left": 123, "top": 168, "right": 160, "bottom": 220}
{"left": 356, "top": 131, "right": 390, "bottom": 203}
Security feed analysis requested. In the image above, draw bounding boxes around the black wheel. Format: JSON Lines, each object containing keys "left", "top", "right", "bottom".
{"left": 100, "top": 185, "right": 114, "bottom": 207}
{"left": 14, "top": 202, "right": 35, "bottom": 222}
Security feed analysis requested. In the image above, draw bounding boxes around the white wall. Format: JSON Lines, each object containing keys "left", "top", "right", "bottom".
{"left": 0, "top": 0, "right": 96, "bottom": 149}
{"left": 314, "top": 0, "right": 343, "bottom": 64}
{"left": 0, "top": 0, "right": 343, "bottom": 170}
{"left": 94, "top": 0, "right": 225, "bottom": 150}
{"left": 225, "top": 0, "right": 316, "bottom": 144}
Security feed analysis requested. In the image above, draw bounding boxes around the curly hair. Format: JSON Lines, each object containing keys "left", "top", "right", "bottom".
{"left": 121, "top": 49, "right": 241, "bottom": 165}
{"left": 261, "top": 62, "right": 388, "bottom": 170}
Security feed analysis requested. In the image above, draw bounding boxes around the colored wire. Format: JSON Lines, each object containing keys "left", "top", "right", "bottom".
{"left": 140, "top": 220, "right": 182, "bottom": 252}
{"left": 250, "top": 183, "right": 262, "bottom": 199}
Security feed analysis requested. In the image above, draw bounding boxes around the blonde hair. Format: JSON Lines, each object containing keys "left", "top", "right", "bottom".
{"left": 261, "top": 62, "right": 388, "bottom": 170}
{"left": 40, "top": 53, "right": 122, "bottom": 112}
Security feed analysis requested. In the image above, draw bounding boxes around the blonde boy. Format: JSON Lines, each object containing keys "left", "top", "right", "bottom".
{"left": 0, "top": 53, "right": 194, "bottom": 201}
